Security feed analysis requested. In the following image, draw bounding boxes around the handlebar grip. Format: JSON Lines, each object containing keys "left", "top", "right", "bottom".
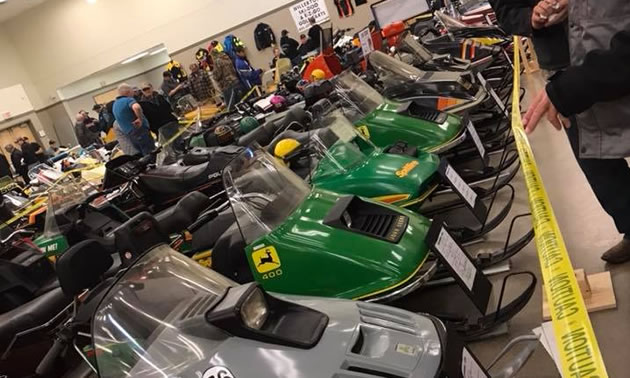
{"left": 35, "top": 338, "right": 66, "bottom": 376}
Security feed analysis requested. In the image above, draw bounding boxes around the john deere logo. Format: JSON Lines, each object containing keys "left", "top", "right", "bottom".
{"left": 356, "top": 125, "right": 370, "bottom": 139}
{"left": 396, "top": 161, "right": 419, "bottom": 178}
{"left": 252, "top": 246, "right": 281, "bottom": 273}
{"left": 202, "top": 366, "right": 234, "bottom": 378}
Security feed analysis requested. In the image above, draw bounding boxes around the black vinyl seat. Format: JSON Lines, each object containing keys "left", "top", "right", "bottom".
{"left": 0, "top": 287, "right": 70, "bottom": 345}
{"left": 139, "top": 162, "right": 214, "bottom": 195}
{"left": 155, "top": 192, "right": 213, "bottom": 234}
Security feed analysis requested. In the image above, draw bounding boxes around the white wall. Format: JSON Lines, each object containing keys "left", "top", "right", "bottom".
{"left": 3, "top": 0, "right": 299, "bottom": 107}
{"left": 0, "top": 25, "right": 41, "bottom": 108}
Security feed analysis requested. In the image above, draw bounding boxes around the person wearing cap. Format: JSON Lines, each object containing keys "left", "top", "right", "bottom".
{"left": 160, "top": 71, "right": 187, "bottom": 105}
{"left": 93, "top": 103, "right": 115, "bottom": 133}
{"left": 280, "top": 30, "right": 299, "bottom": 63}
{"left": 139, "top": 82, "right": 178, "bottom": 136}
{"left": 211, "top": 49, "right": 245, "bottom": 111}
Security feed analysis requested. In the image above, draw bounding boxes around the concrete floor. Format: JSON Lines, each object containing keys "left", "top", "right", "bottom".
{"left": 462, "top": 72, "right": 629, "bottom": 377}
{"left": 395, "top": 71, "right": 628, "bottom": 377}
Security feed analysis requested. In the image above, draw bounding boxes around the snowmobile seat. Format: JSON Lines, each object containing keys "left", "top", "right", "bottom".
{"left": 155, "top": 192, "right": 212, "bottom": 235}
{"left": 191, "top": 209, "right": 236, "bottom": 252}
{"left": 182, "top": 145, "right": 245, "bottom": 166}
{"left": 385, "top": 141, "right": 418, "bottom": 157}
{"left": 56, "top": 240, "right": 113, "bottom": 297}
{"left": 0, "top": 287, "right": 70, "bottom": 346}
{"left": 139, "top": 162, "right": 215, "bottom": 195}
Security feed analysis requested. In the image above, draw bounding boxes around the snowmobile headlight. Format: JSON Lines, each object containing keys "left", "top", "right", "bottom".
{"left": 240, "top": 288, "right": 268, "bottom": 330}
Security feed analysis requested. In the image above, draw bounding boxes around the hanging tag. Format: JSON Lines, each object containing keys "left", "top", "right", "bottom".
{"left": 426, "top": 220, "right": 492, "bottom": 314}
{"left": 466, "top": 120, "right": 487, "bottom": 166}
{"left": 477, "top": 72, "right": 507, "bottom": 115}
{"left": 438, "top": 160, "right": 488, "bottom": 225}
{"left": 462, "top": 347, "right": 491, "bottom": 378}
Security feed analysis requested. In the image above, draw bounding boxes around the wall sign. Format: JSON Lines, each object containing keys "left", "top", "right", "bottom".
{"left": 290, "top": 0, "right": 330, "bottom": 32}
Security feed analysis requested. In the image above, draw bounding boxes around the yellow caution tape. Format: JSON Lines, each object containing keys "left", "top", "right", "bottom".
{"left": 511, "top": 36, "right": 608, "bottom": 377}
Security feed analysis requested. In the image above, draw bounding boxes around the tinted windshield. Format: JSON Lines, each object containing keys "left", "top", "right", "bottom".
{"left": 92, "top": 245, "right": 234, "bottom": 378}
{"left": 223, "top": 148, "right": 310, "bottom": 244}
{"left": 399, "top": 33, "right": 434, "bottom": 63}
{"left": 332, "top": 71, "right": 385, "bottom": 116}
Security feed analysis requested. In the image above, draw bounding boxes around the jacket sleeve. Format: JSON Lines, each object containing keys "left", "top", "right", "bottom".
{"left": 547, "top": 28, "right": 630, "bottom": 116}
{"left": 489, "top": 0, "right": 533, "bottom": 36}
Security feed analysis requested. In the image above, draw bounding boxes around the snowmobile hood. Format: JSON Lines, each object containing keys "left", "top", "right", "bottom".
{"left": 92, "top": 246, "right": 443, "bottom": 378}
{"left": 312, "top": 148, "right": 441, "bottom": 206}
{"left": 247, "top": 188, "right": 433, "bottom": 300}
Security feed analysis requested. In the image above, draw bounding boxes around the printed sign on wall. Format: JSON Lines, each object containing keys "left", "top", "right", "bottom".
{"left": 290, "top": 0, "right": 330, "bottom": 32}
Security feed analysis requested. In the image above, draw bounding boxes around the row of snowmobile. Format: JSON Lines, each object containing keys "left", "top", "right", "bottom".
{"left": 0, "top": 8, "right": 540, "bottom": 378}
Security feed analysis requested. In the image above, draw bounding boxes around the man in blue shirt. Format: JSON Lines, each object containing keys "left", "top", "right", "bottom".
{"left": 112, "top": 83, "right": 155, "bottom": 156}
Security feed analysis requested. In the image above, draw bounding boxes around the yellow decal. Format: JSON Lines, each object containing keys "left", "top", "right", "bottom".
{"left": 510, "top": 37, "right": 607, "bottom": 377}
{"left": 395, "top": 161, "right": 419, "bottom": 178}
{"left": 356, "top": 125, "right": 370, "bottom": 139}
{"left": 193, "top": 250, "right": 213, "bottom": 268}
{"left": 252, "top": 246, "right": 282, "bottom": 273}
{"left": 372, "top": 193, "right": 411, "bottom": 204}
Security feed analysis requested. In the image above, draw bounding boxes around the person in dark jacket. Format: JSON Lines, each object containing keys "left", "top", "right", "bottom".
{"left": 270, "top": 47, "right": 287, "bottom": 68}
{"left": 139, "top": 82, "right": 178, "bottom": 135}
{"left": 254, "top": 23, "right": 276, "bottom": 50}
{"left": 17, "top": 137, "right": 39, "bottom": 166}
{"left": 523, "top": 0, "right": 630, "bottom": 264}
{"left": 5, "top": 145, "right": 28, "bottom": 183}
{"left": 490, "top": 0, "right": 570, "bottom": 72}
{"left": 93, "top": 103, "right": 115, "bottom": 133}
{"left": 307, "top": 17, "right": 324, "bottom": 52}
{"left": 280, "top": 30, "right": 300, "bottom": 61}
{"left": 74, "top": 113, "right": 102, "bottom": 148}
{"left": 297, "top": 34, "right": 310, "bottom": 58}
{"left": 0, "top": 153, "right": 12, "bottom": 179}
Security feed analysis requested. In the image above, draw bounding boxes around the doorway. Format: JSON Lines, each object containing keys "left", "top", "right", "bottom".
{"left": 0, "top": 121, "right": 38, "bottom": 163}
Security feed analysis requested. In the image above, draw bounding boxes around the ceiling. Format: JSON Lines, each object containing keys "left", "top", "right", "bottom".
{"left": 0, "top": 0, "right": 49, "bottom": 24}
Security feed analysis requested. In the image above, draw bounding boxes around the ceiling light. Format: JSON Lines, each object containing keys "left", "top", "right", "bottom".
{"left": 0, "top": 0, "right": 8, "bottom": 4}
{"left": 86, "top": 0, "right": 97, "bottom": 4}
{"left": 149, "top": 47, "right": 168, "bottom": 56}
{"left": 121, "top": 51, "right": 148, "bottom": 64}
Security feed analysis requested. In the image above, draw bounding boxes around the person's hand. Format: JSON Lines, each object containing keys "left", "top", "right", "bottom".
{"left": 522, "top": 89, "right": 569, "bottom": 134}
{"left": 544, "top": 0, "right": 569, "bottom": 27}
{"left": 532, "top": 0, "right": 555, "bottom": 29}
{"left": 132, "top": 118, "right": 142, "bottom": 128}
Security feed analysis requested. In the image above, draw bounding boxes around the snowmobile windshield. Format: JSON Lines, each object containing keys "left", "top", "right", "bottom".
{"left": 223, "top": 148, "right": 310, "bottom": 244}
{"left": 332, "top": 70, "right": 385, "bottom": 116}
{"left": 156, "top": 118, "right": 203, "bottom": 166}
{"left": 369, "top": 50, "right": 472, "bottom": 89}
{"left": 92, "top": 244, "right": 235, "bottom": 378}
{"left": 308, "top": 110, "right": 372, "bottom": 179}
{"left": 399, "top": 33, "right": 434, "bottom": 64}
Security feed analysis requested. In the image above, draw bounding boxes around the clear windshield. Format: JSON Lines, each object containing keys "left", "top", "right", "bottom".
{"left": 156, "top": 119, "right": 203, "bottom": 166}
{"left": 223, "top": 148, "right": 310, "bottom": 245}
{"left": 331, "top": 71, "right": 385, "bottom": 116}
{"left": 308, "top": 110, "right": 372, "bottom": 179}
{"left": 92, "top": 245, "right": 235, "bottom": 378}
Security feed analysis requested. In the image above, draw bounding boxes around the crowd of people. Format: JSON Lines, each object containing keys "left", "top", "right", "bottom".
{"left": 1, "top": 136, "right": 58, "bottom": 184}
{"left": 68, "top": 18, "right": 325, "bottom": 165}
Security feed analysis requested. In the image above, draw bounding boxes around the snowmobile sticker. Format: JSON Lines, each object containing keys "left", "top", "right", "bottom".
{"left": 252, "top": 246, "right": 282, "bottom": 274}
{"left": 395, "top": 343, "right": 419, "bottom": 356}
{"left": 395, "top": 161, "right": 419, "bottom": 178}
{"left": 202, "top": 366, "right": 235, "bottom": 378}
{"left": 356, "top": 125, "right": 370, "bottom": 139}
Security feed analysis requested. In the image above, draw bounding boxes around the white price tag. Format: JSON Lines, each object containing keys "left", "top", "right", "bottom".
{"left": 435, "top": 228, "right": 476, "bottom": 290}
{"left": 476, "top": 72, "right": 506, "bottom": 113}
{"left": 358, "top": 28, "right": 374, "bottom": 57}
{"left": 462, "top": 347, "right": 489, "bottom": 378}
{"left": 445, "top": 165, "right": 477, "bottom": 208}
{"left": 466, "top": 120, "right": 485, "bottom": 159}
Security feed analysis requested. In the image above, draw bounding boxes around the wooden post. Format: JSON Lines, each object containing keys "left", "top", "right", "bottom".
{"left": 543, "top": 269, "right": 616, "bottom": 320}
{"left": 518, "top": 37, "right": 540, "bottom": 74}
